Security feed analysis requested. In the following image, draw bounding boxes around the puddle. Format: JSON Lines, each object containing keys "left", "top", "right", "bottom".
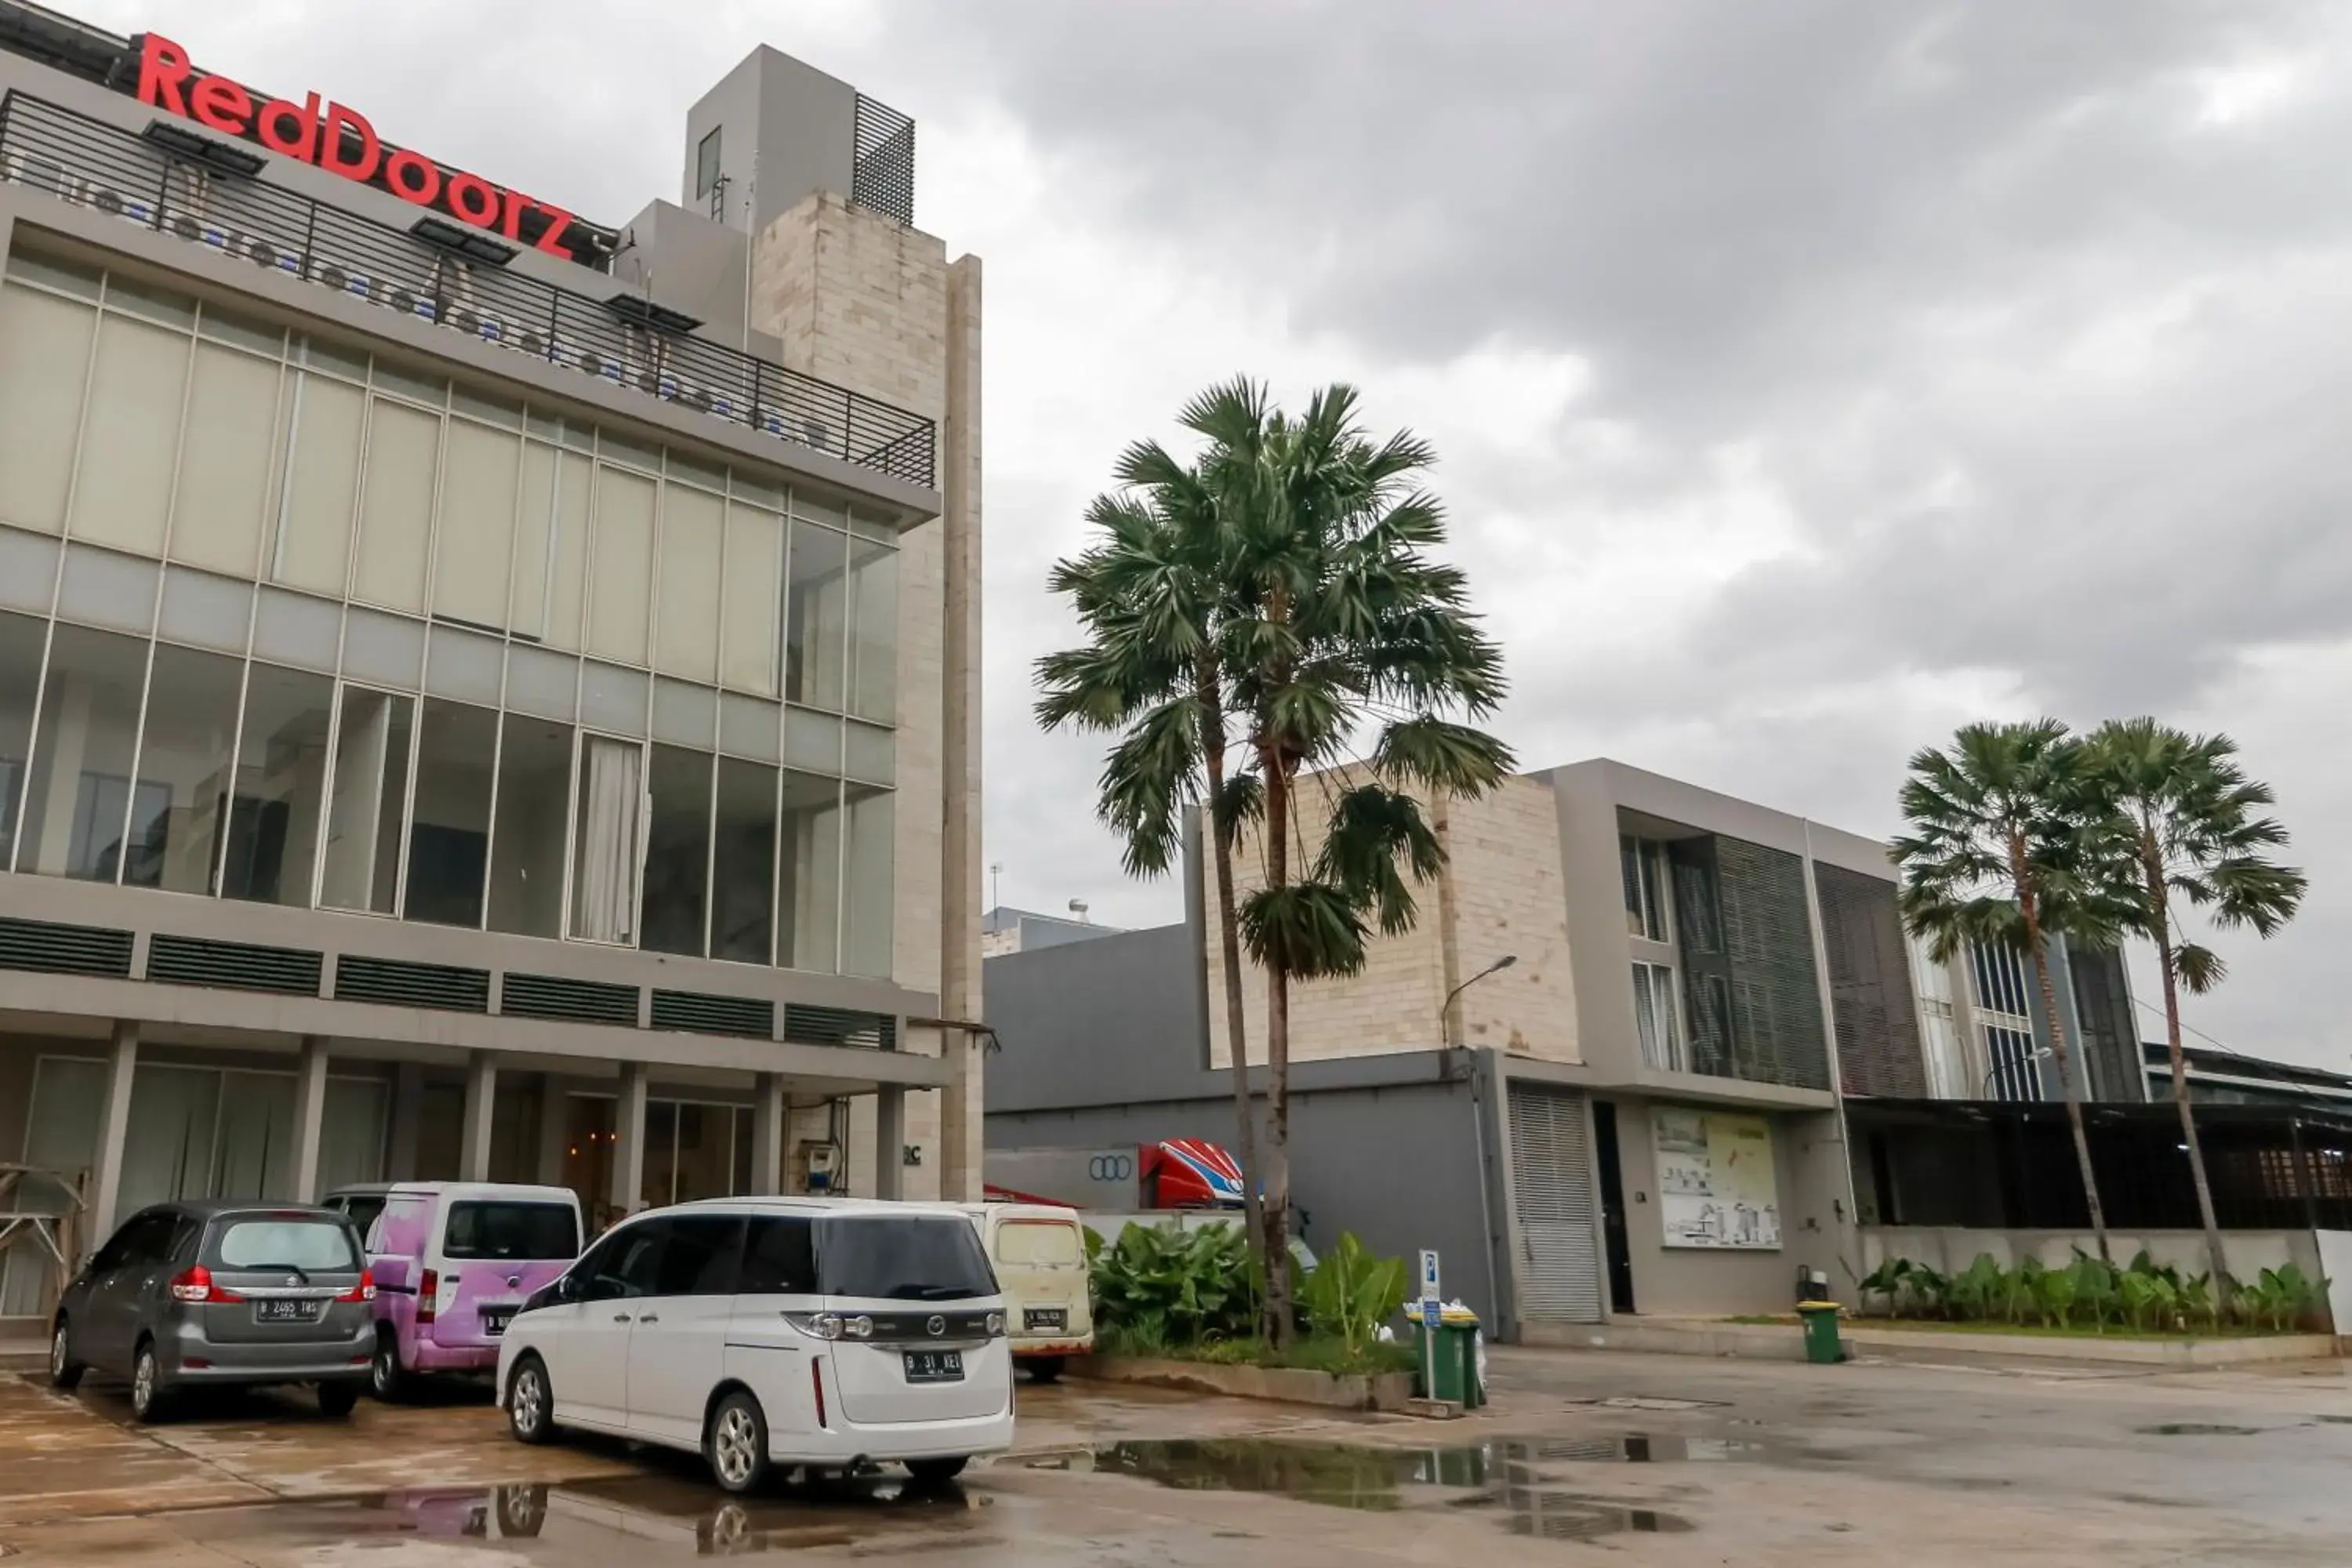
{"left": 1563, "top": 1396, "right": 1727, "bottom": 1411}
{"left": 2135, "top": 1424, "right": 2266, "bottom": 1437}
{"left": 1078, "top": 1439, "right": 1696, "bottom": 1541}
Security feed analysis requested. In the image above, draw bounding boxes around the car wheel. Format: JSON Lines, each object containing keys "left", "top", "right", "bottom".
{"left": 317, "top": 1381, "right": 361, "bottom": 1418}
{"left": 905, "top": 1456, "right": 969, "bottom": 1486}
{"left": 1025, "top": 1356, "right": 1065, "bottom": 1385}
{"left": 705, "top": 1390, "right": 771, "bottom": 1495}
{"left": 48, "top": 1319, "right": 83, "bottom": 1392}
{"left": 369, "top": 1331, "right": 405, "bottom": 1403}
{"left": 506, "top": 1356, "right": 557, "bottom": 1446}
{"left": 129, "top": 1341, "right": 169, "bottom": 1425}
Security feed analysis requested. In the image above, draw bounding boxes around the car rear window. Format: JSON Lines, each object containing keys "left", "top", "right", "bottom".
{"left": 442, "top": 1202, "right": 579, "bottom": 1261}
{"left": 996, "top": 1219, "right": 1083, "bottom": 1266}
{"left": 212, "top": 1218, "right": 358, "bottom": 1272}
{"left": 817, "top": 1215, "right": 998, "bottom": 1302}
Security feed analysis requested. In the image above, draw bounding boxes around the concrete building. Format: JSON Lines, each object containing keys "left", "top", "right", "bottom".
{"left": 981, "top": 905, "right": 1120, "bottom": 959}
{"left": 987, "top": 758, "right": 1923, "bottom": 1337}
{"left": 0, "top": 5, "right": 984, "bottom": 1323}
{"left": 1909, "top": 931, "right": 2145, "bottom": 1105}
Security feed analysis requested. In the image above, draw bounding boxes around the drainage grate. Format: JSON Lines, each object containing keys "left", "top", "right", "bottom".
{"left": 652, "top": 989, "right": 774, "bottom": 1039}
{"left": 0, "top": 916, "right": 133, "bottom": 977}
{"left": 502, "top": 971, "right": 638, "bottom": 1026}
{"left": 782, "top": 1004, "right": 896, "bottom": 1051}
{"left": 334, "top": 955, "right": 491, "bottom": 1013}
{"left": 146, "top": 935, "right": 322, "bottom": 995}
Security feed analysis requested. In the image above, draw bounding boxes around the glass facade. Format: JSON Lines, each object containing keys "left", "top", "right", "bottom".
{"left": 0, "top": 250, "right": 902, "bottom": 979}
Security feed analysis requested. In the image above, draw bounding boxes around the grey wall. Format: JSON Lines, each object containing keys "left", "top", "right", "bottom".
{"left": 986, "top": 923, "right": 1206, "bottom": 1110}
{"left": 681, "top": 47, "right": 860, "bottom": 240}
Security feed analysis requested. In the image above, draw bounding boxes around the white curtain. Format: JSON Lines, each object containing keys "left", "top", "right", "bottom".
{"left": 571, "top": 735, "right": 642, "bottom": 943}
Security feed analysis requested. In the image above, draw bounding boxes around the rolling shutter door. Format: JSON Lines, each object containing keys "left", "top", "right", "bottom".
{"left": 1507, "top": 1084, "right": 1605, "bottom": 1323}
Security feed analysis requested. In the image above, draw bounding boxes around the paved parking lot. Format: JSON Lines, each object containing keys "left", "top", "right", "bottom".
{"left": 6, "top": 1345, "right": 2352, "bottom": 1563}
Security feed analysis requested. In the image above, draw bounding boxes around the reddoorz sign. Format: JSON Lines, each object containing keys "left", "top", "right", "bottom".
{"left": 122, "top": 32, "right": 612, "bottom": 265}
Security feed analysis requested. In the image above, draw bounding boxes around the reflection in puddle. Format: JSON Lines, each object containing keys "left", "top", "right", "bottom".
{"left": 2135, "top": 1424, "right": 2266, "bottom": 1437}
{"left": 1082, "top": 1438, "right": 1700, "bottom": 1541}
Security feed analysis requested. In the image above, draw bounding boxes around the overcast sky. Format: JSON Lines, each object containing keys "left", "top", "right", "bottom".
{"left": 87, "top": 2, "right": 2352, "bottom": 1070}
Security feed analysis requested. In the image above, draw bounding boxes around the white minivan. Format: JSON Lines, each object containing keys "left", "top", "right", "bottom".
{"left": 495, "top": 1197, "right": 1012, "bottom": 1494}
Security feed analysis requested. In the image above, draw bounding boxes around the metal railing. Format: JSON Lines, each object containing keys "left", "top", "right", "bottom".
{"left": 0, "top": 92, "right": 937, "bottom": 489}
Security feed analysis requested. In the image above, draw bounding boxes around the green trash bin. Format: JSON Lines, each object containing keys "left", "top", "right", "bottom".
{"left": 1408, "top": 1304, "right": 1486, "bottom": 1408}
{"left": 1796, "top": 1301, "right": 1844, "bottom": 1365}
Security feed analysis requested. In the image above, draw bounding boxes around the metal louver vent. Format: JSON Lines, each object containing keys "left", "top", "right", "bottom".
{"left": 1506, "top": 1085, "right": 1604, "bottom": 1324}
{"left": 146, "top": 935, "right": 322, "bottom": 996}
{"left": 1814, "top": 863, "right": 1926, "bottom": 1098}
{"left": 851, "top": 93, "right": 915, "bottom": 226}
{"left": 334, "top": 955, "right": 490, "bottom": 1013}
{"left": 782, "top": 1004, "right": 896, "bottom": 1051}
{"left": 0, "top": 916, "right": 133, "bottom": 977}
{"left": 652, "top": 989, "right": 774, "bottom": 1039}
{"left": 502, "top": 972, "right": 638, "bottom": 1026}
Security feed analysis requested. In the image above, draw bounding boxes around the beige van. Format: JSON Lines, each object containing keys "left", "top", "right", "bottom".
{"left": 959, "top": 1203, "right": 1092, "bottom": 1381}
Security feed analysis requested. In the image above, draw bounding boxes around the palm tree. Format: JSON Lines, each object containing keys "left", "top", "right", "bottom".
{"left": 1893, "top": 720, "right": 2125, "bottom": 1264}
{"left": 1214, "top": 382, "right": 1513, "bottom": 1343}
{"left": 1036, "top": 391, "right": 1272, "bottom": 1290}
{"left": 2083, "top": 719, "right": 2307, "bottom": 1298}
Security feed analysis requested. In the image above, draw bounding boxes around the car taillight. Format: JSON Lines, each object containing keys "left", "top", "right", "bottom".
{"left": 169, "top": 1265, "right": 242, "bottom": 1305}
{"left": 417, "top": 1267, "right": 438, "bottom": 1324}
{"left": 811, "top": 1358, "right": 827, "bottom": 1428}
{"left": 337, "top": 1269, "right": 376, "bottom": 1304}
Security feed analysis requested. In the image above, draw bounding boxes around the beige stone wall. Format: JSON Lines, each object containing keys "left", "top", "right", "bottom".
{"left": 1201, "top": 769, "right": 1578, "bottom": 1069}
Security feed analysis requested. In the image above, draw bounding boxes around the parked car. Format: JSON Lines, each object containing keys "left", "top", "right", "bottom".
{"left": 320, "top": 1182, "right": 395, "bottom": 1243}
{"left": 495, "top": 1196, "right": 1013, "bottom": 1495}
{"left": 957, "top": 1202, "right": 1091, "bottom": 1381}
{"left": 49, "top": 1200, "right": 374, "bottom": 1421}
{"left": 362, "top": 1181, "right": 583, "bottom": 1400}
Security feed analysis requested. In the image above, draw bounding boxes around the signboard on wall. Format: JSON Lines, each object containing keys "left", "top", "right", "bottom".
{"left": 1652, "top": 1108, "right": 1780, "bottom": 1250}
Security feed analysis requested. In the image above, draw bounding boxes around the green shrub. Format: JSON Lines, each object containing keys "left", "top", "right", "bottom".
{"left": 1298, "top": 1232, "right": 1410, "bottom": 1360}
{"left": 1855, "top": 1248, "right": 2326, "bottom": 1336}
{"left": 1089, "top": 1222, "right": 1257, "bottom": 1345}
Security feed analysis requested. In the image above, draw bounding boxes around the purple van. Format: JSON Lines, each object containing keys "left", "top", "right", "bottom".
{"left": 358, "top": 1182, "right": 583, "bottom": 1398}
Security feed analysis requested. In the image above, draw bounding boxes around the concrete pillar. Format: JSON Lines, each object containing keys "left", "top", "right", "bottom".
{"left": 387, "top": 1062, "right": 426, "bottom": 1180}
{"left": 610, "top": 1062, "right": 650, "bottom": 1220}
{"left": 874, "top": 1086, "right": 906, "bottom": 1201}
{"left": 289, "top": 1036, "right": 331, "bottom": 1202}
{"left": 458, "top": 1051, "right": 497, "bottom": 1182}
{"left": 85, "top": 1022, "right": 138, "bottom": 1250}
{"left": 535, "top": 1075, "right": 571, "bottom": 1186}
{"left": 938, "top": 254, "right": 985, "bottom": 1203}
{"left": 750, "top": 1073, "right": 786, "bottom": 1196}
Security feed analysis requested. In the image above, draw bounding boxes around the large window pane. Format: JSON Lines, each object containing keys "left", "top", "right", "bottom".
{"left": 514, "top": 447, "right": 591, "bottom": 651}
{"left": 712, "top": 757, "right": 776, "bottom": 964}
{"left": 320, "top": 687, "right": 412, "bottom": 913}
{"left": 841, "top": 784, "right": 894, "bottom": 979}
{"left": 353, "top": 398, "right": 440, "bottom": 613}
{"left": 128, "top": 644, "right": 242, "bottom": 895}
{"left": 641, "top": 743, "right": 712, "bottom": 956}
{"left": 171, "top": 343, "right": 283, "bottom": 578}
{"left": 641, "top": 1100, "right": 679, "bottom": 1210}
{"left": 846, "top": 535, "right": 897, "bottom": 724}
{"left": 587, "top": 466, "right": 655, "bottom": 665}
{"left": 20, "top": 623, "right": 148, "bottom": 881}
{"left": 720, "top": 503, "right": 780, "bottom": 695}
{"left": 488, "top": 714, "right": 573, "bottom": 938}
{"left": 405, "top": 699, "right": 498, "bottom": 927}
{"left": 431, "top": 419, "right": 521, "bottom": 630}
{"left": 655, "top": 484, "right": 724, "bottom": 684}
{"left": 0, "top": 281, "right": 95, "bottom": 534}
{"left": 0, "top": 612, "right": 43, "bottom": 872}
{"left": 783, "top": 521, "right": 846, "bottom": 710}
{"left": 570, "top": 734, "right": 641, "bottom": 944}
{"left": 274, "top": 373, "right": 365, "bottom": 597}
{"left": 223, "top": 662, "right": 332, "bottom": 906}
{"left": 778, "top": 770, "right": 840, "bottom": 973}
{"left": 69, "top": 312, "right": 187, "bottom": 557}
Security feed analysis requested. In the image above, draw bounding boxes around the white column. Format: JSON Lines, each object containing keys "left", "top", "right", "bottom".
{"left": 873, "top": 1086, "right": 906, "bottom": 1202}
{"left": 535, "top": 1075, "right": 571, "bottom": 1187}
{"left": 750, "top": 1073, "right": 787, "bottom": 1196}
{"left": 459, "top": 1051, "right": 497, "bottom": 1182}
{"left": 289, "top": 1036, "right": 331, "bottom": 1202}
{"left": 610, "top": 1062, "right": 650, "bottom": 1219}
{"left": 85, "top": 1021, "right": 138, "bottom": 1251}
{"left": 938, "top": 255, "right": 986, "bottom": 1203}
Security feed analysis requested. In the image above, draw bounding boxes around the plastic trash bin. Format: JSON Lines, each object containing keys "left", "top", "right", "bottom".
{"left": 1406, "top": 1301, "right": 1486, "bottom": 1408}
{"left": 1796, "top": 1300, "right": 1845, "bottom": 1365}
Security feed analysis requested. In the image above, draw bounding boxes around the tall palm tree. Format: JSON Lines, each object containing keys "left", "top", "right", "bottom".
{"left": 1215, "top": 383, "right": 1513, "bottom": 1343}
{"left": 1036, "top": 394, "right": 1272, "bottom": 1289}
{"left": 2083, "top": 719, "right": 2307, "bottom": 1297}
{"left": 1893, "top": 720, "right": 2126, "bottom": 1264}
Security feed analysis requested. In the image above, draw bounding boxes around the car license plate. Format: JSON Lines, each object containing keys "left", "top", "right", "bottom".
{"left": 255, "top": 1299, "right": 321, "bottom": 1323}
{"left": 903, "top": 1350, "right": 964, "bottom": 1384}
{"left": 481, "top": 1307, "right": 514, "bottom": 1337}
{"left": 1024, "top": 1308, "right": 1067, "bottom": 1330}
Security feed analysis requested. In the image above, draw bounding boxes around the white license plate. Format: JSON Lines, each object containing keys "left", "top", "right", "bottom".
{"left": 1024, "top": 1308, "right": 1067, "bottom": 1330}
{"left": 904, "top": 1350, "right": 964, "bottom": 1383}
{"left": 255, "top": 1299, "right": 321, "bottom": 1323}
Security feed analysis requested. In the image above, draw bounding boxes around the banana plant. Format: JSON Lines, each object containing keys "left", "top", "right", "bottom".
{"left": 1298, "top": 1232, "right": 1410, "bottom": 1359}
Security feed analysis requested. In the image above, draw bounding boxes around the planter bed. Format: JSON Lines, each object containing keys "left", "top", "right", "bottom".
{"left": 1069, "top": 1353, "right": 1416, "bottom": 1412}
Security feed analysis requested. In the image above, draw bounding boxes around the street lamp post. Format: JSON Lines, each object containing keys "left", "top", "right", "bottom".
{"left": 1982, "top": 1046, "right": 2054, "bottom": 1101}
{"left": 1440, "top": 954, "right": 1517, "bottom": 1047}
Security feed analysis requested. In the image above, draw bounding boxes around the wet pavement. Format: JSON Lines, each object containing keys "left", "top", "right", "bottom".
{"left": 6, "top": 1345, "right": 2352, "bottom": 1563}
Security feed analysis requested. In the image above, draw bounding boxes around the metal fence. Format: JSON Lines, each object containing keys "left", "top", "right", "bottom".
{"left": 0, "top": 92, "right": 936, "bottom": 489}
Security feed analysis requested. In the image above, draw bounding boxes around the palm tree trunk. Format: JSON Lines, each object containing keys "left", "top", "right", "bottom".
{"left": 2018, "top": 874, "right": 2111, "bottom": 1264}
{"left": 2147, "top": 841, "right": 2230, "bottom": 1305}
{"left": 1196, "top": 665, "right": 1267, "bottom": 1298}
{"left": 1259, "top": 757, "right": 1297, "bottom": 1349}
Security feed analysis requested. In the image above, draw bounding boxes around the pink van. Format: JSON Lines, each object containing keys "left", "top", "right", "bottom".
{"left": 359, "top": 1182, "right": 583, "bottom": 1398}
